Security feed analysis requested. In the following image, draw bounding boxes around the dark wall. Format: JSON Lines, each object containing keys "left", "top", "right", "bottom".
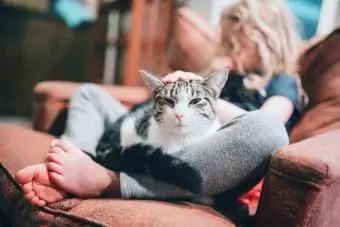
{"left": 0, "top": 6, "right": 101, "bottom": 116}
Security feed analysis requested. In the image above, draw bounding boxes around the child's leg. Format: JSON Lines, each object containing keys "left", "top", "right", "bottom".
{"left": 42, "top": 110, "right": 288, "bottom": 202}
{"left": 216, "top": 99, "right": 247, "bottom": 124}
{"left": 15, "top": 84, "right": 128, "bottom": 206}
{"left": 16, "top": 109, "right": 288, "bottom": 207}
{"left": 119, "top": 110, "right": 288, "bottom": 199}
{"left": 61, "top": 84, "right": 128, "bottom": 157}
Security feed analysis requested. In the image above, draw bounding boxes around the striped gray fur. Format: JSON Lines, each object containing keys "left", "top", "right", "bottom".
{"left": 96, "top": 69, "right": 229, "bottom": 171}
{"left": 153, "top": 79, "right": 218, "bottom": 123}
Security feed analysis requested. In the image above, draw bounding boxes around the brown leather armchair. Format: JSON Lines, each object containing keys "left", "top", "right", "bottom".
{"left": 1, "top": 80, "right": 340, "bottom": 227}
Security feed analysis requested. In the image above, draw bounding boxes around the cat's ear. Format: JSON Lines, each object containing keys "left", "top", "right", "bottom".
{"left": 139, "top": 70, "right": 165, "bottom": 91}
{"left": 202, "top": 68, "right": 229, "bottom": 97}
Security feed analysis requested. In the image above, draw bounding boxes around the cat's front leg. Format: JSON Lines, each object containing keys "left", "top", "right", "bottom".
{"left": 121, "top": 144, "right": 159, "bottom": 174}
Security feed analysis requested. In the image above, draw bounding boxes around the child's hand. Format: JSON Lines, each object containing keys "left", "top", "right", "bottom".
{"left": 212, "top": 57, "right": 235, "bottom": 70}
{"left": 162, "top": 71, "right": 204, "bottom": 84}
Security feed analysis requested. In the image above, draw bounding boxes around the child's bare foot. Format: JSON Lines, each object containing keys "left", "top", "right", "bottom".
{"left": 47, "top": 139, "right": 112, "bottom": 198}
{"left": 15, "top": 164, "right": 66, "bottom": 206}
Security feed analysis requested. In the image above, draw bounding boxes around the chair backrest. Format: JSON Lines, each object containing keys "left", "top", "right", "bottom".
{"left": 290, "top": 28, "right": 340, "bottom": 142}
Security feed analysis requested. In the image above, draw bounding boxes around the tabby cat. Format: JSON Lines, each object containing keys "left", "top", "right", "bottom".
{"left": 96, "top": 69, "right": 229, "bottom": 175}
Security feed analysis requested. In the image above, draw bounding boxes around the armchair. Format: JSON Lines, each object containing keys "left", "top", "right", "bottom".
{"left": 1, "top": 81, "right": 340, "bottom": 226}
{"left": 2, "top": 9, "right": 340, "bottom": 227}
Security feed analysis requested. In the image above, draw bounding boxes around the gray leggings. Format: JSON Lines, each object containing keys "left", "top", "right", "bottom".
{"left": 61, "top": 84, "right": 288, "bottom": 201}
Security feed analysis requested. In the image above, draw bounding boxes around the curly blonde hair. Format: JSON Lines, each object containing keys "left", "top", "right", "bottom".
{"left": 220, "top": 0, "right": 306, "bottom": 103}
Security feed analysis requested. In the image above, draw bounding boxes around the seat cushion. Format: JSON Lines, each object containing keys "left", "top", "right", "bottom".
{"left": 0, "top": 124, "right": 53, "bottom": 172}
{"left": 0, "top": 124, "right": 236, "bottom": 226}
{"left": 290, "top": 28, "right": 340, "bottom": 143}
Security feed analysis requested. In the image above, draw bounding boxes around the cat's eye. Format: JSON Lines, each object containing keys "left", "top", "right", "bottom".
{"left": 189, "top": 98, "right": 202, "bottom": 105}
{"left": 163, "top": 98, "right": 175, "bottom": 107}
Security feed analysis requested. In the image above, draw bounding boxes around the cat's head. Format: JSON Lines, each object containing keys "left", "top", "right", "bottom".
{"left": 140, "top": 69, "right": 229, "bottom": 133}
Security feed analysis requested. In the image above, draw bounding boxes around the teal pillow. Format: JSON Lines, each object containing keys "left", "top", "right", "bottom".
{"left": 284, "top": 0, "right": 322, "bottom": 40}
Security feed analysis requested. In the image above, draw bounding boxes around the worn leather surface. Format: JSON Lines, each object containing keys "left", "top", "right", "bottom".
{"left": 255, "top": 130, "right": 340, "bottom": 227}
{"left": 0, "top": 163, "right": 40, "bottom": 226}
{"left": 290, "top": 28, "right": 340, "bottom": 143}
{"left": 0, "top": 124, "right": 52, "bottom": 172}
{"left": 68, "top": 199, "right": 234, "bottom": 227}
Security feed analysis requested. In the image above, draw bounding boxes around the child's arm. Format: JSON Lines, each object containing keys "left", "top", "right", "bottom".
{"left": 216, "top": 96, "right": 294, "bottom": 125}
{"left": 260, "top": 74, "right": 299, "bottom": 124}
{"left": 217, "top": 73, "right": 298, "bottom": 124}
{"left": 216, "top": 99, "right": 247, "bottom": 124}
{"left": 261, "top": 96, "right": 294, "bottom": 123}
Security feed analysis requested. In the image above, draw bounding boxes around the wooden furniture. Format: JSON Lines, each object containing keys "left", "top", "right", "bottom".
{"left": 123, "top": 0, "right": 174, "bottom": 86}
{"left": 93, "top": 0, "right": 175, "bottom": 85}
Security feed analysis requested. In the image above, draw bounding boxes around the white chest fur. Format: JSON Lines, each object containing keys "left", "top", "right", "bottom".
{"left": 120, "top": 116, "right": 220, "bottom": 154}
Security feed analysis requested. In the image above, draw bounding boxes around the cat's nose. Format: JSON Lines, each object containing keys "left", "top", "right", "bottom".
{"left": 174, "top": 113, "right": 184, "bottom": 120}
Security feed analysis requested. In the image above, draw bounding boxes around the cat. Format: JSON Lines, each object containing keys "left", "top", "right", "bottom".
{"left": 95, "top": 69, "right": 229, "bottom": 200}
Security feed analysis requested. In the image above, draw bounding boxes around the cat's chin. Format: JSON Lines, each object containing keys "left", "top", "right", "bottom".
{"left": 174, "top": 123, "right": 188, "bottom": 128}
{"left": 175, "top": 126, "right": 188, "bottom": 129}
{"left": 159, "top": 124, "right": 192, "bottom": 134}
{"left": 173, "top": 125, "right": 200, "bottom": 134}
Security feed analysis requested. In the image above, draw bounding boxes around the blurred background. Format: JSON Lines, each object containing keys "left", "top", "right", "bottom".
{"left": 0, "top": 0, "right": 338, "bottom": 126}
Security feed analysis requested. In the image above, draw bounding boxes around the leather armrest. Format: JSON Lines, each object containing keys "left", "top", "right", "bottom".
{"left": 0, "top": 124, "right": 53, "bottom": 172}
{"left": 254, "top": 130, "right": 340, "bottom": 227}
{"left": 33, "top": 81, "right": 150, "bottom": 132}
{"left": 62, "top": 199, "right": 234, "bottom": 227}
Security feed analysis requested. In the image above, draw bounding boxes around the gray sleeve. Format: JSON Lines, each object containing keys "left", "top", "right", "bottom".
{"left": 120, "top": 110, "right": 288, "bottom": 199}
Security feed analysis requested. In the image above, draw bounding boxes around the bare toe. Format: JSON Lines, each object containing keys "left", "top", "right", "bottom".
{"left": 47, "top": 153, "right": 62, "bottom": 164}
{"left": 15, "top": 165, "right": 38, "bottom": 185}
{"left": 37, "top": 200, "right": 46, "bottom": 207}
{"left": 50, "top": 146, "right": 66, "bottom": 156}
{"left": 50, "top": 139, "right": 63, "bottom": 148}
{"left": 49, "top": 172, "right": 65, "bottom": 186}
{"left": 24, "top": 191, "right": 35, "bottom": 200}
{"left": 22, "top": 182, "right": 33, "bottom": 194}
{"left": 51, "top": 139, "right": 70, "bottom": 152}
{"left": 31, "top": 196, "right": 40, "bottom": 206}
{"left": 47, "top": 162, "right": 63, "bottom": 174}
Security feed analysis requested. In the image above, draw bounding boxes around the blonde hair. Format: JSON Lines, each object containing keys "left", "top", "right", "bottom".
{"left": 220, "top": 0, "right": 306, "bottom": 103}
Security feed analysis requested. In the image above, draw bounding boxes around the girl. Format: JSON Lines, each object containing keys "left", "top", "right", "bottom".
{"left": 216, "top": 0, "right": 305, "bottom": 207}
{"left": 214, "top": 0, "right": 305, "bottom": 132}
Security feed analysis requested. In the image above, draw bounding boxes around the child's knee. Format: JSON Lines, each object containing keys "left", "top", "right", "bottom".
{"left": 72, "top": 83, "right": 103, "bottom": 101}
{"left": 243, "top": 110, "right": 289, "bottom": 151}
{"left": 244, "top": 110, "right": 282, "bottom": 128}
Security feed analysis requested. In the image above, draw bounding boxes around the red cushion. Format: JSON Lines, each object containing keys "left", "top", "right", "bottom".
{"left": 239, "top": 181, "right": 263, "bottom": 214}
